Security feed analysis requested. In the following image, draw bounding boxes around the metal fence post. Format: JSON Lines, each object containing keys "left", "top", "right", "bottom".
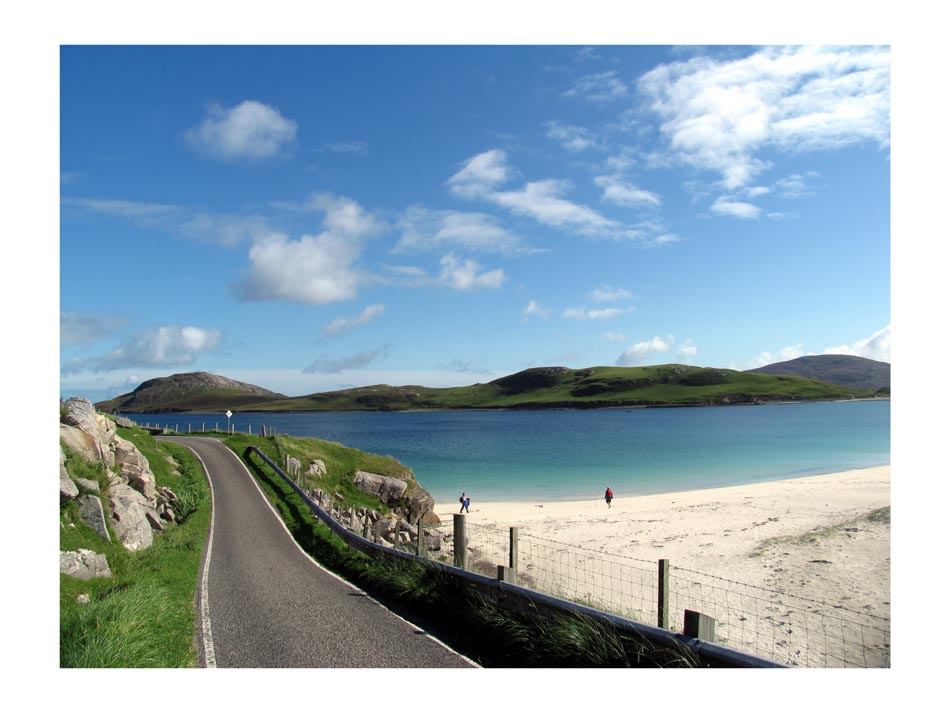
{"left": 658, "top": 558, "right": 669, "bottom": 629}
{"left": 453, "top": 513, "right": 467, "bottom": 570}
{"left": 509, "top": 526, "right": 519, "bottom": 571}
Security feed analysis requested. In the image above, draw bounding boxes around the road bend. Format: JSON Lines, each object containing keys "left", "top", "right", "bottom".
{"left": 161, "top": 436, "right": 475, "bottom": 668}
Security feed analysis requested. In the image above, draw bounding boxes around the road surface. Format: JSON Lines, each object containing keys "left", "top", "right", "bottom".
{"left": 161, "top": 436, "right": 475, "bottom": 668}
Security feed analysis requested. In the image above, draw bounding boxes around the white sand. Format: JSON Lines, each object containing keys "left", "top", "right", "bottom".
{"left": 436, "top": 466, "right": 890, "bottom": 666}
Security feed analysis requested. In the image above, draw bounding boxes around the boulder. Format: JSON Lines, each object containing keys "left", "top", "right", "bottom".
{"left": 115, "top": 415, "right": 136, "bottom": 428}
{"left": 306, "top": 459, "right": 328, "bottom": 478}
{"left": 60, "top": 423, "right": 99, "bottom": 463}
{"left": 114, "top": 435, "right": 157, "bottom": 503}
{"left": 61, "top": 397, "right": 116, "bottom": 466}
{"left": 405, "top": 490, "right": 435, "bottom": 526}
{"left": 74, "top": 477, "right": 100, "bottom": 493}
{"left": 353, "top": 471, "right": 408, "bottom": 504}
{"left": 60, "top": 464, "right": 79, "bottom": 504}
{"left": 60, "top": 549, "right": 112, "bottom": 580}
{"left": 108, "top": 483, "right": 155, "bottom": 551}
{"left": 77, "top": 494, "right": 111, "bottom": 542}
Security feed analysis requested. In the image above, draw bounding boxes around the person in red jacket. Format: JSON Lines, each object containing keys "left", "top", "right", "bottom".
{"left": 605, "top": 486, "right": 613, "bottom": 508}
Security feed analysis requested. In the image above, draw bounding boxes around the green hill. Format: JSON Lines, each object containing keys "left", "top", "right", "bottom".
{"left": 248, "top": 364, "right": 874, "bottom": 412}
{"left": 96, "top": 364, "right": 878, "bottom": 414}
{"left": 745, "top": 355, "right": 890, "bottom": 393}
{"left": 95, "top": 372, "right": 286, "bottom": 414}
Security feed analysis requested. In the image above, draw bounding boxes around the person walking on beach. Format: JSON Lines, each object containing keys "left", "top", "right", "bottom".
{"left": 605, "top": 486, "right": 613, "bottom": 508}
{"left": 459, "top": 492, "right": 469, "bottom": 514}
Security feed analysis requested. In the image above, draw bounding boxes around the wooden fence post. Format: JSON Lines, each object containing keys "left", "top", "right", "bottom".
{"left": 658, "top": 559, "right": 669, "bottom": 629}
{"left": 497, "top": 565, "right": 517, "bottom": 584}
{"left": 453, "top": 513, "right": 467, "bottom": 570}
{"left": 684, "top": 610, "right": 716, "bottom": 642}
{"left": 417, "top": 521, "right": 424, "bottom": 557}
{"left": 509, "top": 527, "right": 519, "bottom": 571}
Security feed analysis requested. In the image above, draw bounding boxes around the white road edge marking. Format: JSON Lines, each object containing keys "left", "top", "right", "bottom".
{"left": 166, "top": 440, "right": 217, "bottom": 668}
{"left": 217, "top": 442, "right": 481, "bottom": 668}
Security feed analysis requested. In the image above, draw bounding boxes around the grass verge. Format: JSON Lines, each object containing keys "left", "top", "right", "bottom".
{"left": 60, "top": 428, "right": 211, "bottom": 668}
{"left": 234, "top": 440, "right": 700, "bottom": 667}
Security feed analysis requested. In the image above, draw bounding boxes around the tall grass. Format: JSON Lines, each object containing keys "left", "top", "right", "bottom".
{"left": 236, "top": 442, "right": 700, "bottom": 668}
{"left": 60, "top": 427, "right": 210, "bottom": 667}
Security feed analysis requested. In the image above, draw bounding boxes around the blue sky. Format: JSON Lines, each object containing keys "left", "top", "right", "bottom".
{"left": 60, "top": 44, "right": 891, "bottom": 401}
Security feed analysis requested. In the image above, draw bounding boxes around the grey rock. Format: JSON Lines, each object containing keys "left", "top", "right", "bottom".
{"left": 60, "top": 549, "right": 112, "bottom": 580}
{"left": 115, "top": 415, "right": 136, "bottom": 428}
{"left": 60, "top": 465, "right": 79, "bottom": 504}
{"left": 108, "top": 483, "right": 154, "bottom": 551}
{"left": 75, "top": 477, "right": 100, "bottom": 493}
{"left": 77, "top": 494, "right": 111, "bottom": 542}
{"left": 60, "top": 423, "right": 99, "bottom": 463}
{"left": 353, "top": 471, "right": 409, "bottom": 504}
{"left": 306, "top": 459, "right": 327, "bottom": 478}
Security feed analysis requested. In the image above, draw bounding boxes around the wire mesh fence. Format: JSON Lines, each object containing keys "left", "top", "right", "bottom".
{"left": 391, "top": 516, "right": 890, "bottom": 668}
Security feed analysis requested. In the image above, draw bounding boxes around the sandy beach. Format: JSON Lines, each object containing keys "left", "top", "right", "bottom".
{"left": 435, "top": 466, "right": 890, "bottom": 666}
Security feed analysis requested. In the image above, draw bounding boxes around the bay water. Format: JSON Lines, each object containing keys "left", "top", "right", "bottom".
{"left": 124, "top": 399, "right": 890, "bottom": 503}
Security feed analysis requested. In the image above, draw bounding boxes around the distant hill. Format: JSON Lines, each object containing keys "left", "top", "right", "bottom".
{"left": 93, "top": 364, "right": 883, "bottom": 414}
{"left": 95, "top": 372, "right": 287, "bottom": 413}
{"left": 746, "top": 355, "right": 890, "bottom": 392}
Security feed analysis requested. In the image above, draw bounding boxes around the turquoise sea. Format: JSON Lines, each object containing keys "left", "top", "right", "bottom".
{"left": 123, "top": 399, "right": 890, "bottom": 502}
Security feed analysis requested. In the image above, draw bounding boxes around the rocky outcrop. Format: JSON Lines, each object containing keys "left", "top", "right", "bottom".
{"left": 305, "top": 459, "right": 327, "bottom": 478}
{"left": 60, "top": 447, "right": 79, "bottom": 504}
{"left": 60, "top": 549, "right": 112, "bottom": 579}
{"left": 107, "top": 481, "right": 157, "bottom": 551}
{"left": 60, "top": 397, "right": 181, "bottom": 551}
{"left": 353, "top": 471, "right": 409, "bottom": 503}
{"left": 77, "top": 494, "right": 111, "bottom": 542}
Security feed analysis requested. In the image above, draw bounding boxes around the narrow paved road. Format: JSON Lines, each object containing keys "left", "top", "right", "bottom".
{"left": 161, "top": 436, "right": 475, "bottom": 668}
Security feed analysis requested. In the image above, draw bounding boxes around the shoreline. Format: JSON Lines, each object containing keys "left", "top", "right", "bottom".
{"left": 435, "top": 465, "right": 890, "bottom": 666}
{"left": 117, "top": 395, "right": 891, "bottom": 416}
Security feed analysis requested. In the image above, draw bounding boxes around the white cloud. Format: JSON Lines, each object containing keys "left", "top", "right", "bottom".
{"left": 616, "top": 336, "right": 673, "bottom": 365}
{"left": 238, "top": 232, "right": 363, "bottom": 304}
{"left": 545, "top": 121, "right": 596, "bottom": 152}
{"left": 823, "top": 324, "right": 891, "bottom": 362}
{"left": 61, "top": 326, "right": 223, "bottom": 374}
{"left": 563, "top": 70, "right": 629, "bottom": 103}
{"left": 318, "top": 140, "right": 369, "bottom": 156}
{"left": 595, "top": 176, "right": 663, "bottom": 208}
{"left": 493, "top": 179, "right": 619, "bottom": 235}
{"left": 237, "top": 193, "right": 382, "bottom": 305}
{"left": 590, "top": 286, "right": 632, "bottom": 302}
{"left": 604, "top": 331, "right": 627, "bottom": 343}
{"left": 753, "top": 344, "right": 807, "bottom": 367}
{"left": 521, "top": 300, "right": 550, "bottom": 322}
{"left": 62, "top": 197, "right": 182, "bottom": 224}
{"left": 449, "top": 150, "right": 671, "bottom": 244}
{"left": 638, "top": 46, "right": 890, "bottom": 190}
{"left": 321, "top": 304, "right": 386, "bottom": 337}
{"left": 711, "top": 198, "right": 762, "bottom": 219}
{"left": 438, "top": 254, "right": 505, "bottom": 290}
{"left": 678, "top": 342, "right": 699, "bottom": 362}
{"left": 395, "top": 206, "right": 532, "bottom": 256}
{"left": 179, "top": 212, "right": 275, "bottom": 247}
{"left": 60, "top": 312, "right": 129, "bottom": 346}
{"left": 447, "top": 149, "right": 513, "bottom": 198}
{"left": 185, "top": 100, "right": 297, "bottom": 161}
{"left": 562, "top": 306, "right": 633, "bottom": 320}
{"left": 303, "top": 344, "right": 390, "bottom": 374}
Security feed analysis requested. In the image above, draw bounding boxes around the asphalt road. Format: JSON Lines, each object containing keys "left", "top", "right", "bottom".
{"left": 161, "top": 436, "right": 475, "bottom": 668}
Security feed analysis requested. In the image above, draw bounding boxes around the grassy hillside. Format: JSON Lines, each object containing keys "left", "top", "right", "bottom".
{"left": 95, "top": 372, "right": 286, "bottom": 413}
{"left": 248, "top": 364, "right": 873, "bottom": 412}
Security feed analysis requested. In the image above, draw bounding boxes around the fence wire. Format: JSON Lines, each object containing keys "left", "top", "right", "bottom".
{"left": 374, "top": 516, "right": 889, "bottom": 668}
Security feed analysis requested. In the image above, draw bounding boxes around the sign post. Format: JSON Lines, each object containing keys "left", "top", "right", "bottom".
{"left": 226, "top": 409, "right": 232, "bottom": 435}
